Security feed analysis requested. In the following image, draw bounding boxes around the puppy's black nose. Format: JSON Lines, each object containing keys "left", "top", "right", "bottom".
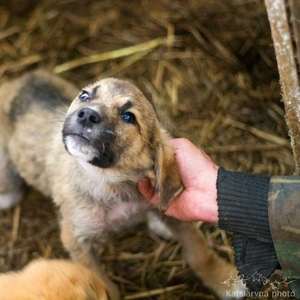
{"left": 77, "top": 108, "right": 101, "bottom": 127}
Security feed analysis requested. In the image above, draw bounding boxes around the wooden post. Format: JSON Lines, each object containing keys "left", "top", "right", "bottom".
{"left": 264, "top": 0, "right": 300, "bottom": 174}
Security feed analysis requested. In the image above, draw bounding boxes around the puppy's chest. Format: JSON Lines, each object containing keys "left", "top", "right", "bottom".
{"left": 74, "top": 184, "right": 152, "bottom": 238}
{"left": 105, "top": 197, "right": 150, "bottom": 227}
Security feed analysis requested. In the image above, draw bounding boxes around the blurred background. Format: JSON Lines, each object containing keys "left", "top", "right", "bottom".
{"left": 0, "top": 0, "right": 295, "bottom": 299}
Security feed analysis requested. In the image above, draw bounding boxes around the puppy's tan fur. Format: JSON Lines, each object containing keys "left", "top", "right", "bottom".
{"left": 0, "top": 259, "right": 108, "bottom": 300}
{"left": 0, "top": 70, "right": 245, "bottom": 299}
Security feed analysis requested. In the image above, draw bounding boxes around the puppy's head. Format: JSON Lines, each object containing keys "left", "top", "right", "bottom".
{"left": 62, "top": 78, "right": 183, "bottom": 211}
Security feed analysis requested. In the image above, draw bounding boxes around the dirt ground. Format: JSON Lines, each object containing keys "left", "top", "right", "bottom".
{"left": 0, "top": 0, "right": 296, "bottom": 299}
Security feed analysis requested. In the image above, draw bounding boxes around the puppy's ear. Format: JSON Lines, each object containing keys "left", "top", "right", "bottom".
{"left": 154, "top": 136, "right": 183, "bottom": 212}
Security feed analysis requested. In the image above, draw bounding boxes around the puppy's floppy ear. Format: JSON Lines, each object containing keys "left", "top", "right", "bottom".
{"left": 154, "top": 135, "right": 183, "bottom": 212}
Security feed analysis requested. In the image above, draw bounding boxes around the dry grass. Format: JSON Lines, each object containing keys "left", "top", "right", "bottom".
{"left": 0, "top": 0, "right": 295, "bottom": 299}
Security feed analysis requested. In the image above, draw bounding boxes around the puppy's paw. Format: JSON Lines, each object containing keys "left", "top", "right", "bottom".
{"left": 202, "top": 260, "right": 247, "bottom": 300}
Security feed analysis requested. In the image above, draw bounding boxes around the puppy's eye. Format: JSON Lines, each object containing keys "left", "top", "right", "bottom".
{"left": 122, "top": 112, "right": 136, "bottom": 124}
{"left": 79, "top": 90, "right": 90, "bottom": 102}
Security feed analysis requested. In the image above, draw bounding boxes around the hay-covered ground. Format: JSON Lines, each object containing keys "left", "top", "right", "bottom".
{"left": 0, "top": 0, "right": 295, "bottom": 299}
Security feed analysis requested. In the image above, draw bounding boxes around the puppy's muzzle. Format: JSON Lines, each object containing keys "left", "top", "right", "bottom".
{"left": 63, "top": 107, "right": 116, "bottom": 168}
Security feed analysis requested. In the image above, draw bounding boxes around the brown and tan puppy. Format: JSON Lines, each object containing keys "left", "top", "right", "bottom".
{"left": 0, "top": 70, "right": 245, "bottom": 299}
{"left": 0, "top": 259, "right": 108, "bottom": 300}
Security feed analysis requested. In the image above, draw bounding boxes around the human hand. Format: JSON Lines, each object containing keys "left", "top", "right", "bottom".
{"left": 139, "top": 138, "right": 219, "bottom": 223}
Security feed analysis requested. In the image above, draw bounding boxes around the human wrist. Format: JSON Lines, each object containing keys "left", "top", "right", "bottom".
{"left": 200, "top": 163, "right": 219, "bottom": 223}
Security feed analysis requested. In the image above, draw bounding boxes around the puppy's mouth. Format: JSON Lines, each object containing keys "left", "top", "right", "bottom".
{"left": 63, "top": 131, "right": 115, "bottom": 168}
{"left": 67, "top": 133, "right": 92, "bottom": 146}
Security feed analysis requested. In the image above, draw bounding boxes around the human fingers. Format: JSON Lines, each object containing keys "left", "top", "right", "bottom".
{"left": 138, "top": 178, "right": 157, "bottom": 205}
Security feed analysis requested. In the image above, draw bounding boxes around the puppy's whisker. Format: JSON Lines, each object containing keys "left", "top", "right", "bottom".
{"left": 37, "top": 118, "right": 66, "bottom": 141}
{"left": 42, "top": 103, "right": 68, "bottom": 117}
{"left": 50, "top": 107, "right": 68, "bottom": 117}
{"left": 39, "top": 119, "right": 64, "bottom": 130}
{"left": 50, "top": 128, "right": 64, "bottom": 139}
{"left": 48, "top": 118, "right": 65, "bottom": 125}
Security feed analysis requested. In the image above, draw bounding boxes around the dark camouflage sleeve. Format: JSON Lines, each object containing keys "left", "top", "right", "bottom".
{"left": 269, "top": 177, "right": 300, "bottom": 297}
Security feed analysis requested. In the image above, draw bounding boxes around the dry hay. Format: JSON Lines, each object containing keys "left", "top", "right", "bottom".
{"left": 0, "top": 0, "right": 295, "bottom": 299}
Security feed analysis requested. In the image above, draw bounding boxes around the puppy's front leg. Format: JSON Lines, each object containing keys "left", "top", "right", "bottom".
{"left": 60, "top": 213, "right": 120, "bottom": 300}
{"left": 148, "top": 212, "right": 245, "bottom": 299}
{"left": 170, "top": 220, "right": 246, "bottom": 299}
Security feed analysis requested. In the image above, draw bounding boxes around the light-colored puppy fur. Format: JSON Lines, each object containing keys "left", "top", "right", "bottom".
{"left": 0, "top": 259, "right": 108, "bottom": 300}
{"left": 0, "top": 70, "right": 245, "bottom": 299}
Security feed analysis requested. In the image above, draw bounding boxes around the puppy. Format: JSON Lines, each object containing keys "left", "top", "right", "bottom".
{"left": 0, "top": 70, "right": 245, "bottom": 299}
{"left": 0, "top": 259, "right": 108, "bottom": 300}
